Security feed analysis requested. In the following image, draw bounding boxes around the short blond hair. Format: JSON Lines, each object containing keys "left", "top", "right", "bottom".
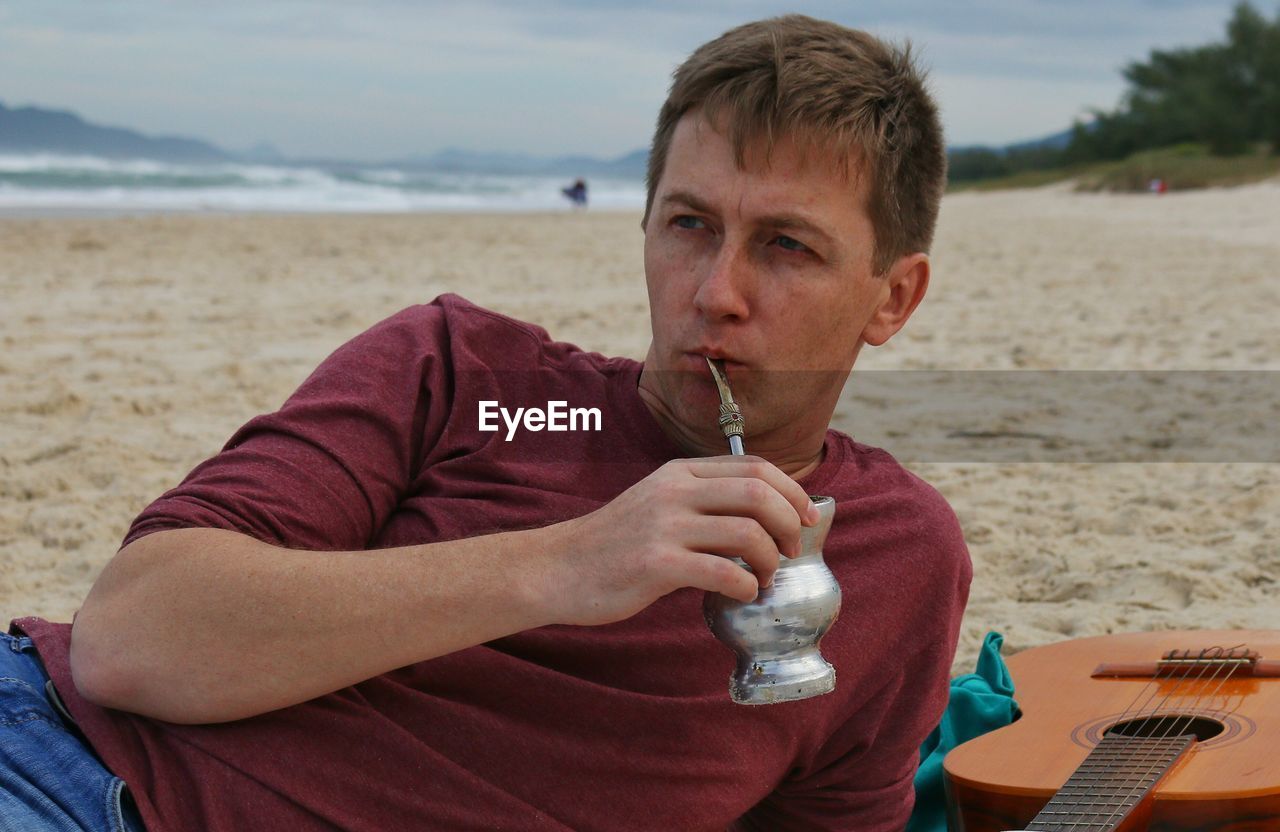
{"left": 644, "top": 15, "right": 946, "bottom": 274}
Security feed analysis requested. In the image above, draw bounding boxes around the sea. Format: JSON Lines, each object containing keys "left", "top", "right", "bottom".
{"left": 0, "top": 153, "right": 648, "bottom": 214}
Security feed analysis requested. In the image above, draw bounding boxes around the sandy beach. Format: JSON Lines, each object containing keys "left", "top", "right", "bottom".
{"left": 2, "top": 183, "right": 1278, "bottom": 673}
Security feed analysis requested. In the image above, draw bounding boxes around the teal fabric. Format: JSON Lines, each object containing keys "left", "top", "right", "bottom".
{"left": 907, "top": 631, "right": 1019, "bottom": 832}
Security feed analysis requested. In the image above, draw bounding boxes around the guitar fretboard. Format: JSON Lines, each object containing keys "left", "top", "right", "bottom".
{"left": 1024, "top": 732, "right": 1194, "bottom": 831}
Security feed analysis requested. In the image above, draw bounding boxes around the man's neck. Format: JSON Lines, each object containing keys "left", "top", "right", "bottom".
{"left": 635, "top": 374, "right": 827, "bottom": 480}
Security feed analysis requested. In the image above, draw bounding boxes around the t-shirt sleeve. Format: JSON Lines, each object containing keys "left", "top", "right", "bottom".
{"left": 734, "top": 482, "right": 971, "bottom": 831}
{"left": 122, "top": 302, "right": 454, "bottom": 551}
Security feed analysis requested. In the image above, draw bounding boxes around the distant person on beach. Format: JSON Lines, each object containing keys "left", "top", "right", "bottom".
{"left": 6, "top": 15, "right": 968, "bottom": 832}
{"left": 562, "top": 177, "right": 588, "bottom": 207}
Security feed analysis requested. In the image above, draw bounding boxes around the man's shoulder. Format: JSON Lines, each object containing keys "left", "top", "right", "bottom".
{"left": 399, "top": 294, "right": 620, "bottom": 372}
{"left": 430, "top": 293, "right": 549, "bottom": 339}
{"left": 822, "top": 430, "right": 970, "bottom": 571}
{"left": 382, "top": 294, "right": 547, "bottom": 350}
{"left": 820, "top": 433, "right": 972, "bottom": 652}
{"left": 822, "top": 431, "right": 952, "bottom": 509}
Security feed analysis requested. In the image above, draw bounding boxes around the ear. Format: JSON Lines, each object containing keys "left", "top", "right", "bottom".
{"left": 860, "top": 253, "right": 930, "bottom": 347}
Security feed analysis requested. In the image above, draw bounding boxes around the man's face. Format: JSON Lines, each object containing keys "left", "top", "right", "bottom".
{"left": 641, "top": 111, "right": 899, "bottom": 450}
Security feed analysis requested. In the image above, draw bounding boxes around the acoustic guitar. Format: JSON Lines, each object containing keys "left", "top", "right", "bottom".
{"left": 944, "top": 629, "right": 1280, "bottom": 831}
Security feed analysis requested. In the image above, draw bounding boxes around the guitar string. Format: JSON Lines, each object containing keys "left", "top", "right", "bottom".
{"left": 1058, "top": 645, "right": 1237, "bottom": 831}
{"left": 1075, "top": 646, "right": 1220, "bottom": 831}
{"left": 1030, "top": 643, "right": 1249, "bottom": 832}
{"left": 1058, "top": 646, "right": 1222, "bottom": 832}
{"left": 1092, "top": 644, "right": 1244, "bottom": 832}
{"left": 1050, "top": 649, "right": 1193, "bottom": 832}
{"left": 1095, "top": 645, "right": 1245, "bottom": 831}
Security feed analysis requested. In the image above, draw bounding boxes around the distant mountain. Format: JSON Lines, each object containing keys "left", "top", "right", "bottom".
{"left": 946, "top": 126, "right": 1091, "bottom": 184}
{"left": 6, "top": 96, "right": 1079, "bottom": 179}
{"left": 1005, "top": 127, "right": 1075, "bottom": 153}
{"left": 0, "top": 98, "right": 650, "bottom": 176}
{"left": 949, "top": 127, "right": 1079, "bottom": 157}
{"left": 238, "top": 141, "right": 286, "bottom": 163}
{"left": 0, "top": 99, "right": 231, "bottom": 162}
{"left": 607, "top": 149, "right": 649, "bottom": 178}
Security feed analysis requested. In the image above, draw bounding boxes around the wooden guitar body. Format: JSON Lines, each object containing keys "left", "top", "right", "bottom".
{"left": 945, "top": 629, "right": 1280, "bottom": 831}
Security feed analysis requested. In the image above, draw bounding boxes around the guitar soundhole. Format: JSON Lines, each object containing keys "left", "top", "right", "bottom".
{"left": 1104, "top": 714, "right": 1225, "bottom": 741}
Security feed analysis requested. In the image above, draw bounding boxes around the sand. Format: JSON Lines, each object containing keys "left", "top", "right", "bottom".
{"left": 2, "top": 183, "right": 1278, "bottom": 673}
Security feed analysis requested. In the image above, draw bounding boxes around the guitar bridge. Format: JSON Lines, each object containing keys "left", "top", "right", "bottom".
{"left": 1093, "top": 646, "right": 1280, "bottom": 679}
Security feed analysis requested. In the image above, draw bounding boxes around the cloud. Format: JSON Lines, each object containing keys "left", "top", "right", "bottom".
{"left": 0, "top": 0, "right": 1259, "bottom": 158}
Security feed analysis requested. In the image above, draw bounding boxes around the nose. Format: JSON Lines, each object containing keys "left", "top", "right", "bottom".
{"left": 693, "top": 238, "right": 752, "bottom": 323}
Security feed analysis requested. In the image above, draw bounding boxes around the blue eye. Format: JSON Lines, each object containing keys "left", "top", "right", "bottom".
{"left": 775, "top": 235, "right": 810, "bottom": 253}
{"left": 673, "top": 215, "right": 706, "bottom": 230}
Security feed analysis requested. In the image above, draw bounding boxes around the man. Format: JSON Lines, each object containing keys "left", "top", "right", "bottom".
{"left": 6, "top": 14, "right": 969, "bottom": 831}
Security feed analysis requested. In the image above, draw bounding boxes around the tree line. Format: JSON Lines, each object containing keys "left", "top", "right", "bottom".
{"left": 950, "top": 2, "right": 1280, "bottom": 183}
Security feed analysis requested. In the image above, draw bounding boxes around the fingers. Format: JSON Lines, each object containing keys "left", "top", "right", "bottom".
{"left": 678, "top": 455, "right": 817, "bottom": 561}
{"left": 681, "top": 515, "right": 781, "bottom": 588}
{"left": 665, "top": 549, "right": 760, "bottom": 603}
{"left": 683, "top": 478, "right": 803, "bottom": 559}
{"left": 579, "top": 455, "right": 821, "bottom": 615}
{"left": 683, "top": 455, "right": 820, "bottom": 528}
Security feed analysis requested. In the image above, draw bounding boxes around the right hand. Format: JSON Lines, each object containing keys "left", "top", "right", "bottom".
{"left": 539, "top": 455, "right": 820, "bottom": 627}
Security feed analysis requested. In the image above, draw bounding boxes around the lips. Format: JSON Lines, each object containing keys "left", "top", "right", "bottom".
{"left": 682, "top": 350, "right": 748, "bottom": 379}
{"left": 690, "top": 345, "right": 746, "bottom": 363}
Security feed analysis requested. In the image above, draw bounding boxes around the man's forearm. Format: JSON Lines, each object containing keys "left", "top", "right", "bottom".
{"left": 69, "top": 526, "right": 559, "bottom": 724}
{"left": 69, "top": 456, "right": 815, "bottom": 725}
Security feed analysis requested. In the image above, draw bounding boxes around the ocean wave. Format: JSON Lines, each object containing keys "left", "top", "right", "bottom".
{"left": 0, "top": 153, "right": 646, "bottom": 212}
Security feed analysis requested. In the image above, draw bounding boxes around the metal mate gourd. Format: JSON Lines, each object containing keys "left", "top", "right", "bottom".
{"left": 702, "top": 358, "right": 842, "bottom": 705}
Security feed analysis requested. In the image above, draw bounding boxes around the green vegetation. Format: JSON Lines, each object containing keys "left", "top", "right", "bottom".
{"left": 950, "top": 144, "right": 1280, "bottom": 193}
{"left": 948, "top": 165, "right": 1080, "bottom": 193}
{"left": 949, "top": 2, "right": 1280, "bottom": 192}
{"left": 1075, "top": 143, "right": 1280, "bottom": 191}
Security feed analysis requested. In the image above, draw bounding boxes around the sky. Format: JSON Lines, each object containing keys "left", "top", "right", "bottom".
{"left": 0, "top": 0, "right": 1264, "bottom": 162}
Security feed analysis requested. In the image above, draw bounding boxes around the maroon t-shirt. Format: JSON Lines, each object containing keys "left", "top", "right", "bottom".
{"left": 15, "top": 294, "right": 971, "bottom": 831}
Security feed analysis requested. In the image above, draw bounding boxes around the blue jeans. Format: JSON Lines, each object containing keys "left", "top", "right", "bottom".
{"left": 0, "top": 633, "right": 145, "bottom": 832}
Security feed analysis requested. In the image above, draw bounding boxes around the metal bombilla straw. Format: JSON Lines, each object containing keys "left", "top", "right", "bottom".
{"left": 702, "top": 357, "right": 841, "bottom": 704}
{"left": 706, "top": 357, "right": 747, "bottom": 457}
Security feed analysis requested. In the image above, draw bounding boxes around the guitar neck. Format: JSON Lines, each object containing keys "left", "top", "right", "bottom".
{"left": 1023, "top": 733, "right": 1195, "bottom": 831}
